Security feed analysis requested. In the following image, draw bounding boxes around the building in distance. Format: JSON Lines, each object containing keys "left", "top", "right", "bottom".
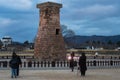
{"left": 1, "top": 36, "right": 12, "bottom": 47}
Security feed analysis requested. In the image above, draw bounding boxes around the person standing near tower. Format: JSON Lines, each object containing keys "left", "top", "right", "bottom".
{"left": 79, "top": 53, "right": 87, "bottom": 76}
{"left": 16, "top": 54, "right": 22, "bottom": 76}
{"left": 69, "top": 52, "right": 75, "bottom": 72}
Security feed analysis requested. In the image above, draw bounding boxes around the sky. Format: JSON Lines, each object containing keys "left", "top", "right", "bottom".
{"left": 0, "top": 0, "right": 120, "bottom": 42}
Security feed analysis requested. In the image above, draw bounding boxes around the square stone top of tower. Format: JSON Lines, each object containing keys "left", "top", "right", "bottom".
{"left": 37, "top": 2, "right": 62, "bottom": 9}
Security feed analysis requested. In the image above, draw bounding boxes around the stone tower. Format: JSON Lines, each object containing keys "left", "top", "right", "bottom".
{"left": 34, "top": 2, "right": 66, "bottom": 61}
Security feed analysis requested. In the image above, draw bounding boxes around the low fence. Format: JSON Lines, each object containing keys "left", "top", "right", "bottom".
{"left": 0, "top": 55, "right": 120, "bottom": 60}
{"left": 0, "top": 59, "right": 120, "bottom": 69}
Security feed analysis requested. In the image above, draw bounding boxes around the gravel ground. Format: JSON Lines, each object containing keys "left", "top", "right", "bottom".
{"left": 0, "top": 69, "right": 120, "bottom": 80}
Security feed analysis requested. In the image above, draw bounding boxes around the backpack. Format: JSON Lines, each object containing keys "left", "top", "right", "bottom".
{"left": 9, "top": 58, "right": 18, "bottom": 68}
{"left": 11, "top": 59, "right": 17, "bottom": 65}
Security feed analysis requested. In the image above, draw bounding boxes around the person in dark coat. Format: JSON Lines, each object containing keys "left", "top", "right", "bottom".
{"left": 9, "top": 52, "right": 19, "bottom": 78}
{"left": 79, "top": 53, "right": 87, "bottom": 76}
{"left": 69, "top": 52, "right": 75, "bottom": 72}
{"left": 70, "top": 58, "right": 74, "bottom": 72}
{"left": 16, "top": 55, "right": 22, "bottom": 76}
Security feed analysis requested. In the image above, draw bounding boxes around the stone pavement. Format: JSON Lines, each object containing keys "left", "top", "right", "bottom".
{"left": 0, "top": 69, "right": 120, "bottom": 80}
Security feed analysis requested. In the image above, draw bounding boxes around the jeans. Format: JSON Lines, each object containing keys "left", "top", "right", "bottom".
{"left": 11, "top": 68, "right": 17, "bottom": 77}
{"left": 17, "top": 68, "right": 19, "bottom": 76}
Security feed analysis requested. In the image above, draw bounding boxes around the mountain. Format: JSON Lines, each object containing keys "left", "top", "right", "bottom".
{"left": 64, "top": 35, "right": 120, "bottom": 49}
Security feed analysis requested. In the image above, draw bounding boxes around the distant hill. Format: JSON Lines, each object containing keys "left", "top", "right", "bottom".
{"left": 64, "top": 35, "right": 120, "bottom": 49}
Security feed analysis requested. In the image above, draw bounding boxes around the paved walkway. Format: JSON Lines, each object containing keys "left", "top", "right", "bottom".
{"left": 0, "top": 69, "right": 120, "bottom": 80}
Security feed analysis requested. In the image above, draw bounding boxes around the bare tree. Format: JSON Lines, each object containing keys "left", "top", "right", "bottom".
{"left": 61, "top": 25, "right": 75, "bottom": 38}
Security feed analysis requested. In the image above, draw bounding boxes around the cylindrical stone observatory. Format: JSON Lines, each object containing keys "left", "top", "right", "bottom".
{"left": 34, "top": 2, "right": 66, "bottom": 61}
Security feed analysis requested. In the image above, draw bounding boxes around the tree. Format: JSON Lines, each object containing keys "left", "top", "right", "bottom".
{"left": 97, "top": 41, "right": 100, "bottom": 45}
{"left": 61, "top": 25, "right": 67, "bottom": 34}
{"left": 24, "top": 40, "right": 29, "bottom": 44}
{"left": 85, "top": 41, "right": 89, "bottom": 44}
{"left": 23, "top": 40, "right": 29, "bottom": 46}
{"left": 60, "top": 25, "right": 75, "bottom": 38}
{"left": 116, "top": 41, "right": 120, "bottom": 47}
{"left": 107, "top": 40, "right": 113, "bottom": 45}
{"left": 92, "top": 40, "right": 96, "bottom": 44}
{"left": 0, "top": 40, "right": 3, "bottom": 49}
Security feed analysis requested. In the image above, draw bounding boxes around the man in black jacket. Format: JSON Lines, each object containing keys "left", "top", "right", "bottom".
{"left": 79, "top": 53, "right": 87, "bottom": 76}
{"left": 16, "top": 55, "right": 22, "bottom": 76}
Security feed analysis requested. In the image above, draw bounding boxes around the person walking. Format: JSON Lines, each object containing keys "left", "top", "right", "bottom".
{"left": 9, "top": 52, "right": 19, "bottom": 78}
{"left": 79, "top": 53, "right": 87, "bottom": 76}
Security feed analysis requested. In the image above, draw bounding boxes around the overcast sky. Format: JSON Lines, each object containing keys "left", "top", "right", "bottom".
{"left": 0, "top": 0, "right": 120, "bottom": 42}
